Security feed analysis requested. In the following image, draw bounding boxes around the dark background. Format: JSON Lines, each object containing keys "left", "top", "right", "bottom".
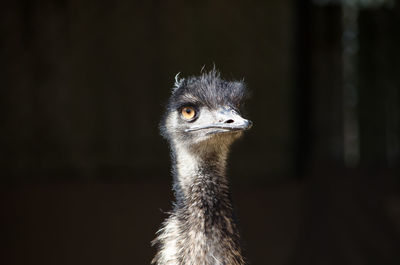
{"left": 1, "top": 1, "right": 399, "bottom": 264}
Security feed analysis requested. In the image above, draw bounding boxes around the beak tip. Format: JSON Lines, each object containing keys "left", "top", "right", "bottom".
{"left": 245, "top": 119, "right": 253, "bottom": 130}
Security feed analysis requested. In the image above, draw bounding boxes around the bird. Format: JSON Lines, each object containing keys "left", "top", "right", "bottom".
{"left": 152, "top": 69, "right": 252, "bottom": 265}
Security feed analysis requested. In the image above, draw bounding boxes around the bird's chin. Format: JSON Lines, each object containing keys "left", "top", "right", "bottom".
{"left": 193, "top": 129, "right": 242, "bottom": 143}
{"left": 205, "top": 128, "right": 235, "bottom": 136}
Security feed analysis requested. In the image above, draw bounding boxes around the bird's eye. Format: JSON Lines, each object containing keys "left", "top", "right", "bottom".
{"left": 181, "top": 106, "right": 196, "bottom": 120}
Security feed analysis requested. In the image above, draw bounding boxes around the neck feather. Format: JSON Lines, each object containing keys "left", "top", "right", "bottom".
{"left": 173, "top": 142, "right": 229, "bottom": 201}
{"left": 156, "top": 141, "right": 244, "bottom": 265}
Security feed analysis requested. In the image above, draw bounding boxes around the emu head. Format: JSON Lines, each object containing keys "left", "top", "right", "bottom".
{"left": 160, "top": 70, "right": 252, "bottom": 153}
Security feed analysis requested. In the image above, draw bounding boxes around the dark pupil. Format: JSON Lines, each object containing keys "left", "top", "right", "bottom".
{"left": 186, "top": 108, "right": 192, "bottom": 114}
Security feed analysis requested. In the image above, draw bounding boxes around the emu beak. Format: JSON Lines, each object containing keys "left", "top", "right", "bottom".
{"left": 185, "top": 107, "right": 252, "bottom": 134}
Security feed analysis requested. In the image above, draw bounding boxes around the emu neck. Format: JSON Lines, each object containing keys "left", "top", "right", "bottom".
{"left": 173, "top": 142, "right": 229, "bottom": 202}
{"left": 166, "top": 141, "right": 244, "bottom": 264}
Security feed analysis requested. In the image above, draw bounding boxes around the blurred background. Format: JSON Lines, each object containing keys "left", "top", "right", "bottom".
{"left": 1, "top": 0, "right": 399, "bottom": 264}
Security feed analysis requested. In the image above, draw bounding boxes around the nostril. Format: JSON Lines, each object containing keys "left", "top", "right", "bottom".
{"left": 225, "top": 119, "right": 234, "bottom": 124}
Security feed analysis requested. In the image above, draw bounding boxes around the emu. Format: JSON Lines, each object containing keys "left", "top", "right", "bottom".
{"left": 152, "top": 69, "right": 252, "bottom": 265}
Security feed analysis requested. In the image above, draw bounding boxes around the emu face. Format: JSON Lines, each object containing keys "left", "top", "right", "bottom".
{"left": 161, "top": 71, "right": 252, "bottom": 149}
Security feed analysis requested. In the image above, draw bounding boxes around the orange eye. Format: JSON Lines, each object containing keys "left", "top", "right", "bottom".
{"left": 181, "top": 106, "right": 196, "bottom": 120}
